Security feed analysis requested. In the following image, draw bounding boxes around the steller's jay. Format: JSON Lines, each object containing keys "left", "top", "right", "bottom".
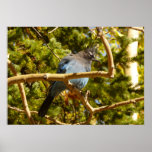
{"left": 38, "top": 48, "right": 97, "bottom": 117}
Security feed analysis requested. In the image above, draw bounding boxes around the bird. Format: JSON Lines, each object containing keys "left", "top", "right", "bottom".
{"left": 38, "top": 47, "right": 98, "bottom": 117}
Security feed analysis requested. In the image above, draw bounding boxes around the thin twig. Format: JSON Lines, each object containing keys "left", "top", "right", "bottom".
{"left": 48, "top": 27, "right": 58, "bottom": 34}
{"left": 8, "top": 105, "right": 66, "bottom": 125}
{"left": 88, "top": 27, "right": 96, "bottom": 35}
{"left": 93, "top": 97, "right": 144, "bottom": 113}
{"left": 46, "top": 43, "right": 61, "bottom": 61}
{"left": 32, "top": 27, "right": 61, "bottom": 61}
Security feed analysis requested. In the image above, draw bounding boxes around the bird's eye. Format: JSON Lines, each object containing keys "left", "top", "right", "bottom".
{"left": 88, "top": 52, "right": 94, "bottom": 58}
{"left": 89, "top": 52, "right": 92, "bottom": 56}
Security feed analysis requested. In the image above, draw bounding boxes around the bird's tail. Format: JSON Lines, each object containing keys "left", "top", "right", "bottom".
{"left": 38, "top": 96, "right": 54, "bottom": 117}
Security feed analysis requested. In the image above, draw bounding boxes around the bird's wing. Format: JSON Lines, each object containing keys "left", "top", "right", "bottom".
{"left": 57, "top": 54, "right": 91, "bottom": 74}
{"left": 57, "top": 55, "right": 74, "bottom": 73}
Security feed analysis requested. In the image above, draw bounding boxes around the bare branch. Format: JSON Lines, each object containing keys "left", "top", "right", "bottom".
{"left": 46, "top": 44, "right": 61, "bottom": 61}
{"left": 8, "top": 60, "right": 35, "bottom": 124}
{"left": 8, "top": 71, "right": 109, "bottom": 86}
{"left": 93, "top": 96, "right": 144, "bottom": 113}
{"left": 128, "top": 27, "right": 144, "bottom": 32}
{"left": 96, "top": 27, "right": 115, "bottom": 77}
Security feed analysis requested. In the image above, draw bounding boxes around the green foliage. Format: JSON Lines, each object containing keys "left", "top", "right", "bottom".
{"left": 8, "top": 27, "right": 144, "bottom": 125}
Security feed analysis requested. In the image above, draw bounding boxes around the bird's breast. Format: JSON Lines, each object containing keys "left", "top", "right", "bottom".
{"left": 70, "top": 78, "right": 89, "bottom": 89}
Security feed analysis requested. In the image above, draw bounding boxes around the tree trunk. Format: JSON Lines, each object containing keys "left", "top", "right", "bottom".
{"left": 125, "top": 28, "right": 139, "bottom": 87}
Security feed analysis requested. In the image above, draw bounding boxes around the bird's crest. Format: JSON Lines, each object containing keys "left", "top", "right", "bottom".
{"left": 84, "top": 47, "right": 97, "bottom": 60}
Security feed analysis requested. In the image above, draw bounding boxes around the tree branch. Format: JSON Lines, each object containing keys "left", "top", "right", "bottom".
{"left": 96, "top": 27, "right": 115, "bottom": 77}
{"left": 8, "top": 60, "right": 35, "bottom": 124}
{"left": 76, "top": 96, "right": 144, "bottom": 125}
{"left": 88, "top": 27, "right": 96, "bottom": 35}
{"left": 8, "top": 71, "right": 109, "bottom": 86}
{"left": 93, "top": 96, "right": 144, "bottom": 113}
{"left": 128, "top": 27, "right": 144, "bottom": 32}
{"left": 88, "top": 27, "right": 115, "bottom": 77}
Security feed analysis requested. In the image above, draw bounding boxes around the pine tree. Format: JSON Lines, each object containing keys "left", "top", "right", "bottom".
{"left": 8, "top": 27, "right": 144, "bottom": 125}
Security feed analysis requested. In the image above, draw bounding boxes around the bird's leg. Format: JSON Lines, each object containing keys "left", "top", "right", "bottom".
{"left": 80, "top": 90, "right": 83, "bottom": 96}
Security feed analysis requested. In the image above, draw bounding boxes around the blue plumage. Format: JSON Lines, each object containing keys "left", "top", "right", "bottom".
{"left": 38, "top": 48, "right": 97, "bottom": 117}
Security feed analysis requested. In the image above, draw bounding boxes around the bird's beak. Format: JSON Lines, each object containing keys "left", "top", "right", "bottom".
{"left": 92, "top": 58, "right": 100, "bottom": 62}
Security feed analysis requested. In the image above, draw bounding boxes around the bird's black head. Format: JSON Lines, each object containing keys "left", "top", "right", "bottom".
{"left": 84, "top": 47, "right": 98, "bottom": 61}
